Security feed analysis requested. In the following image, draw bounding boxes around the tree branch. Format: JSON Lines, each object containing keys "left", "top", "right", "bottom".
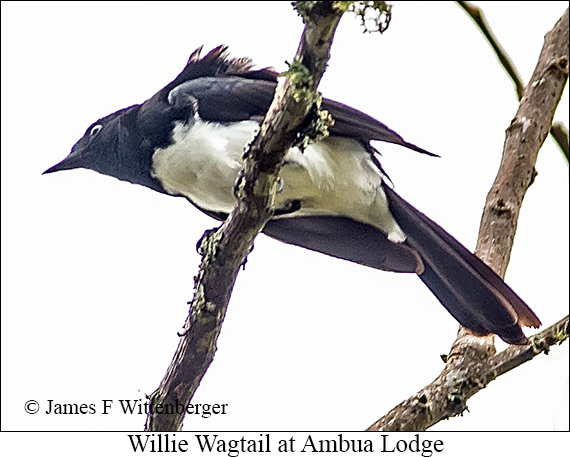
{"left": 367, "top": 316, "right": 569, "bottom": 431}
{"left": 367, "top": 8, "right": 569, "bottom": 432}
{"left": 457, "top": 1, "right": 569, "bottom": 161}
{"left": 144, "top": 1, "right": 344, "bottom": 432}
{"left": 489, "top": 315, "right": 568, "bottom": 379}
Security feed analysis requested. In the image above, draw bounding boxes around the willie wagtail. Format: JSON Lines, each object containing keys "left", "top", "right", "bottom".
{"left": 44, "top": 46, "right": 541, "bottom": 344}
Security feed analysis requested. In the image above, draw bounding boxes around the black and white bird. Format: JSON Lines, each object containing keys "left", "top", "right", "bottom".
{"left": 44, "top": 46, "right": 541, "bottom": 344}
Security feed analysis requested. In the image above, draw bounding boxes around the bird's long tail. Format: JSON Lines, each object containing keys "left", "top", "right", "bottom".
{"left": 383, "top": 185, "right": 541, "bottom": 345}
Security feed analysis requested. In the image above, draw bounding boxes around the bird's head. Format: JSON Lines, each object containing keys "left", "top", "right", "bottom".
{"left": 43, "top": 104, "right": 168, "bottom": 193}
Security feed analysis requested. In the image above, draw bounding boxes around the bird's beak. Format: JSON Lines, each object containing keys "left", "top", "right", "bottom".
{"left": 43, "top": 149, "right": 83, "bottom": 175}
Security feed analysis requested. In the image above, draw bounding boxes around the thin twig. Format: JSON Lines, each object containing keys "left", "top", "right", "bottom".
{"left": 489, "top": 315, "right": 569, "bottom": 379}
{"left": 457, "top": 1, "right": 569, "bottom": 161}
{"left": 457, "top": 1, "right": 525, "bottom": 99}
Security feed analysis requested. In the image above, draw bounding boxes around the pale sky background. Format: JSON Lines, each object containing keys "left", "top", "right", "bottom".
{"left": 1, "top": 0, "right": 568, "bottom": 447}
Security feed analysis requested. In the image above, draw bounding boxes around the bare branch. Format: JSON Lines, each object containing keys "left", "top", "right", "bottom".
{"left": 367, "top": 8, "right": 569, "bottom": 432}
{"left": 144, "top": 2, "right": 344, "bottom": 432}
{"left": 457, "top": 2, "right": 569, "bottom": 161}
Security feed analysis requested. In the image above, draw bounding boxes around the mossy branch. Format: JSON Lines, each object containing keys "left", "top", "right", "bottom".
{"left": 144, "top": 1, "right": 345, "bottom": 432}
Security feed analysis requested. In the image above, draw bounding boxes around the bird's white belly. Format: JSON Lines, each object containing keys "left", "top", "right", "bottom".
{"left": 151, "top": 120, "right": 405, "bottom": 241}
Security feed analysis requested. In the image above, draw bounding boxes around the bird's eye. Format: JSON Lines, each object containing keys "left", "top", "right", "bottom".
{"left": 90, "top": 124, "right": 103, "bottom": 136}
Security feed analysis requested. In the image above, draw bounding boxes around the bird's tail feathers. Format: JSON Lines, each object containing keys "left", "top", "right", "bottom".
{"left": 384, "top": 186, "right": 541, "bottom": 345}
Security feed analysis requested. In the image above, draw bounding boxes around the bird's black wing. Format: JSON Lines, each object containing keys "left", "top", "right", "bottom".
{"left": 166, "top": 73, "right": 436, "bottom": 157}
{"left": 167, "top": 76, "right": 275, "bottom": 123}
{"left": 322, "top": 98, "right": 437, "bottom": 156}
